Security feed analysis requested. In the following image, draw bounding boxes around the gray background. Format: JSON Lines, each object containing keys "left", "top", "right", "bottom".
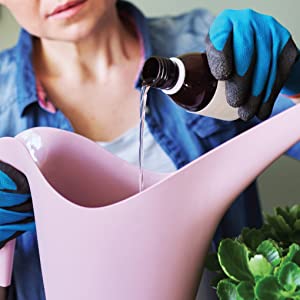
{"left": 0, "top": 1, "right": 300, "bottom": 213}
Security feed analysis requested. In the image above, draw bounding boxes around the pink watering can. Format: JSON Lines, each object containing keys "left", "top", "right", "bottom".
{"left": 1, "top": 104, "right": 300, "bottom": 299}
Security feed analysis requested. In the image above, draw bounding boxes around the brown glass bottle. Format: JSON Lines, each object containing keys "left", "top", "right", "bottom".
{"left": 142, "top": 53, "right": 217, "bottom": 112}
{"left": 141, "top": 53, "right": 239, "bottom": 120}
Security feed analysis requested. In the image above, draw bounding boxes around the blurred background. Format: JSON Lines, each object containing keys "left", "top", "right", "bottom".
{"left": 0, "top": 0, "right": 299, "bottom": 213}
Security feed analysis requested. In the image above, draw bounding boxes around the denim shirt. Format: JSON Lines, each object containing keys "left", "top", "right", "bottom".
{"left": 1, "top": 1, "right": 299, "bottom": 299}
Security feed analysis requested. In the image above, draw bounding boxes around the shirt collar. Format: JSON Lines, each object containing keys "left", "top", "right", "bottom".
{"left": 14, "top": 28, "right": 39, "bottom": 116}
{"left": 13, "top": 0, "right": 153, "bottom": 116}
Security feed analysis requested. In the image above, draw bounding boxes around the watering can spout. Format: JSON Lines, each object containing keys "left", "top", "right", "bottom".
{"left": 0, "top": 104, "right": 300, "bottom": 299}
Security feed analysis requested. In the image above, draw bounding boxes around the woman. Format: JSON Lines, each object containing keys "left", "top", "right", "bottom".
{"left": 0, "top": 0, "right": 299, "bottom": 299}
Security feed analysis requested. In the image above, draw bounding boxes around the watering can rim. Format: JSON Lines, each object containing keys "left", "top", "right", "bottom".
{"left": 15, "top": 127, "right": 179, "bottom": 211}
{"left": 13, "top": 103, "right": 300, "bottom": 212}
{"left": 12, "top": 121, "right": 241, "bottom": 212}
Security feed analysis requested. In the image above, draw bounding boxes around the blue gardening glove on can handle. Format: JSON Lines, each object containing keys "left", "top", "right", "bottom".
{"left": 206, "top": 9, "right": 299, "bottom": 121}
{"left": 0, "top": 161, "right": 35, "bottom": 249}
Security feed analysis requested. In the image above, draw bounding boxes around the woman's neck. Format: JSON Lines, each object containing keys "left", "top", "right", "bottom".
{"left": 33, "top": 7, "right": 141, "bottom": 84}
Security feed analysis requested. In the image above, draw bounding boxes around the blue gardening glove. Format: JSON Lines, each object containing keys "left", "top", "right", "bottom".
{"left": 0, "top": 161, "right": 35, "bottom": 249}
{"left": 281, "top": 56, "right": 300, "bottom": 97}
{"left": 206, "top": 9, "right": 299, "bottom": 121}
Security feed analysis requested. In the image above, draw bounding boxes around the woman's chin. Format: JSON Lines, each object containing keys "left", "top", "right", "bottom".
{"left": 45, "top": 21, "right": 97, "bottom": 43}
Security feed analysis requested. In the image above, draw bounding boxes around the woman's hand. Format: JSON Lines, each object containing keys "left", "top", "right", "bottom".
{"left": 206, "top": 9, "right": 299, "bottom": 121}
{"left": 0, "top": 161, "right": 35, "bottom": 249}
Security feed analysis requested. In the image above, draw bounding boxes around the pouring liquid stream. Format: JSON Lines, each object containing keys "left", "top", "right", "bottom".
{"left": 139, "top": 85, "right": 150, "bottom": 192}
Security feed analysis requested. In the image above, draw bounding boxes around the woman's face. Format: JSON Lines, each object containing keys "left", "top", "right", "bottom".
{"left": 0, "top": 0, "right": 117, "bottom": 41}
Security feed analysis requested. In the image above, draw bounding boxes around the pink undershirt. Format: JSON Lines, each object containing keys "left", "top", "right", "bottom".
{"left": 35, "top": 12, "right": 145, "bottom": 114}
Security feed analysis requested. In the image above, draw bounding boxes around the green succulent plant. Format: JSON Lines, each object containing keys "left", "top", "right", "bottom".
{"left": 206, "top": 205, "right": 300, "bottom": 300}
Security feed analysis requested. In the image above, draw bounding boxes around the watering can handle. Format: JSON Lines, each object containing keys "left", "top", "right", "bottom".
{"left": 0, "top": 240, "right": 15, "bottom": 287}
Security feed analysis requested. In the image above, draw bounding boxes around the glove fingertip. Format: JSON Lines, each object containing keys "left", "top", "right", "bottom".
{"left": 237, "top": 95, "right": 263, "bottom": 121}
{"left": 238, "top": 107, "right": 255, "bottom": 122}
{"left": 257, "top": 102, "right": 273, "bottom": 120}
{"left": 225, "top": 79, "right": 248, "bottom": 107}
{"left": 206, "top": 36, "right": 233, "bottom": 80}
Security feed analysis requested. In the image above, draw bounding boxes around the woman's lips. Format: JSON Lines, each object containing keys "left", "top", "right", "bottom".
{"left": 47, "top": 0, "right": 87, "bottom": 19}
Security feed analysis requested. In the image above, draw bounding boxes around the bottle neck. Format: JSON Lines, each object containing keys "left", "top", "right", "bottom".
{"left": 141, "top": 56, "right": 180, "bottom": 90}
